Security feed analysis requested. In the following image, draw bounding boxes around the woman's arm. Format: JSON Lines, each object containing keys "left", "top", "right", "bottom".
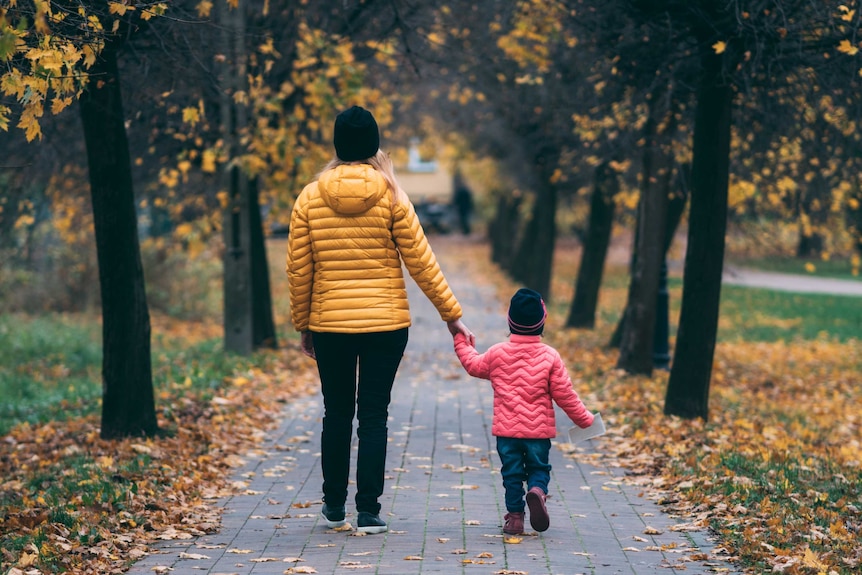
{"left": 391, "top": 199, "right": 463, "bottom": 322}
{"left": 286, "top": 190, "right": 314, "bottom": 332}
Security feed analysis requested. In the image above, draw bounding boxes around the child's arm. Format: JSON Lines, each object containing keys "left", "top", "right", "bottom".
{"left": 548, "top": 350, "right": 595, "bottom": 429}
{"left": 453, "top": 333, "right": 492, "bottom": 380}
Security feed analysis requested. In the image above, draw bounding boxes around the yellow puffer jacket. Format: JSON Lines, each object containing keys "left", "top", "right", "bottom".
{"left": 286, "top": 163, "right": 463, "bottom": 333}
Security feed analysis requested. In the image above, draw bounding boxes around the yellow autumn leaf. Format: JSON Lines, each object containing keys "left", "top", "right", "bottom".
{"left": 82, "top": 45, "right": 97, "bottom": 67}
{"left": 837, "top": 39, "right": 859, "bottom": 55}
{"left": 182, "top": 106, "right": 200, "bottom": 126}
{"left": 801, "top": 547, "right": 829, "bottom": 571}
{"left": 712, "top": 41, "right": 727, "bottom": 54}
{"left": 202, "top": 149, "right": 218, "bottom": 173}
{"left": 20, "top": 109, "right": 43, "bottom": 142}
{"left": 196, "top": 0, "right": 213, "bottom": 18}
{"left": 18, "top": 551, "right": 38, "bottom": 567}
{"left": 108, "top": 2, "right": 135, "bottom": 15}
{"left": 177, "top": 161, "right": 191, "bottom": 181}
{"left": 51, "top": 96, "right": 72, "bottom": 115}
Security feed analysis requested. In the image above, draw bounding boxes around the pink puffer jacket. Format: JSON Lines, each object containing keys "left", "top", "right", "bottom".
{"left": 454, "top": 333, "right": 594, "bottom": 438}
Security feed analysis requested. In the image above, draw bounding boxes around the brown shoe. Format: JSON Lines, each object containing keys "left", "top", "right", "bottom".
{"left": 503, "top": 511, "right": 525, "bottom": 535}
{"left": 526, "top": 487, "right": 549, "bottom": 532}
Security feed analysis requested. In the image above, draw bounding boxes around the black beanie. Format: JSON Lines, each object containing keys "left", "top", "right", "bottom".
{"left": 507, "top": 288, "right": 547, "bottom": 336}
{"left": 333, "top": 106, "right": 380, "bottom": 162}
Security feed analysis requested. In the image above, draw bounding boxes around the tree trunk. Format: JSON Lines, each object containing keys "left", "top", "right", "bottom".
{"left": 652, "top": 170, "right": 690, "bottom": 368}
{"left": 665, "top": 163, "right": 690, "bottom": 257}
{"left": 220, "top": 0, "right": 265, "bottom": 355}
{"left": 608, "top": 233, "right": 637, "bottom": 348}
{"left": 617, "top": 105, "right": 668, "bottom": 375}
{"left": 489, "top": 192, "right": 522, "bottom": 272}
{"left": 847, "top": 180, "right": 862, "bottom": 255}
{"left": 79, "top": 43, "right": 158, "bottom": 439}
{"left": 795, "top": 174, "right": 827, "bottom": 258}
{"left": 664, "top": 50, "right": 733, "bottom": 420}
{"left": 223, "top": 165, "right": 254, "bottom": 354}
{"left": 249, "top": 177, "right": 277, "bottom": 349}
{"left": 611, "top": 161, "right": 687, "bottom": 350}
{"left": 511, "top": 184, "right": 556, "bottom": 299}
{"left": 566, "top": 162, "right": 617, "bottom": 328}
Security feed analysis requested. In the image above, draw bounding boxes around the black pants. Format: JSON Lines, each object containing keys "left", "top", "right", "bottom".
{"left": 312, "top": 328, "right": 408, "bottom": 514}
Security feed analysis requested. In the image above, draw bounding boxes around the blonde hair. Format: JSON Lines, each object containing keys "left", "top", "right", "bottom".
{"left": 318, "top": 150, "right": 408, "bottom": 204}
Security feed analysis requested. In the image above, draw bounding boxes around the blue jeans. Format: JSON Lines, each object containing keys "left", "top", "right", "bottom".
{"left": 496, "top": 437, "right": 552, "bottom": 513}
{"left": 312, "top": 329, "right": 408, "bottom": 515}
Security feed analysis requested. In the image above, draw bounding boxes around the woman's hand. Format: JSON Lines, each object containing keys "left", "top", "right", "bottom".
{"left": 300, "top": 331, "right": 316, "bottom": 359}
{"left": 447, "top": 319, "right": 475, "bottom": 347}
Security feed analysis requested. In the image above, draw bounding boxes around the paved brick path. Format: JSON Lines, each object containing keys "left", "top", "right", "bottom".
{"left": 128, "top": 239, "right": 742, "bottom": 575}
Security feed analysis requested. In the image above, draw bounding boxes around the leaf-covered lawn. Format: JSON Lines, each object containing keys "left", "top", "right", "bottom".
{"left": 0, "top": 321, "right": 318, "bottom": 575}
{"left": 475, "top": 240, "right": 862, "bottom": 575}
{"left": 2, "top": 237, "right": 860, "bottom": 575}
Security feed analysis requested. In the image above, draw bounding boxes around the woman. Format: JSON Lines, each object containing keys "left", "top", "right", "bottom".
{"left": 286, "top": 105, "right": 473, "bottom": 534}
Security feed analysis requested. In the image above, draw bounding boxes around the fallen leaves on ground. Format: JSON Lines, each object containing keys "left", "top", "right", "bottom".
{"left": 0, "top": 344, "right": 318, "bottom": 575}
{"left": 446, "top": 238, "right": 861, "bottom": 575}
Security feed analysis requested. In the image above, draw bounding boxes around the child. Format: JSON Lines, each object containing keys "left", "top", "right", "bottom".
{"left": 453, "top": 288, "right": 595, "bottom": 534}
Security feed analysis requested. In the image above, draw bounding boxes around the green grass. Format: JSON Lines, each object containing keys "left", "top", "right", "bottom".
{"left": 0, "top": 314, "right": 270, "bottom": 436}
{"left": 0, "top": 315, "right": 103, "bottom": 435}
{"left": 0, "top": 452, "right": 153, "bottom": 556}
{"left": 602, "top": 275, "right": 861, "bottom": 344}
{"left": 563, "top": 265, "right": 861, "bottom": 344}
{"left": 718, "top": 284, "right": 862, "bottom": 342}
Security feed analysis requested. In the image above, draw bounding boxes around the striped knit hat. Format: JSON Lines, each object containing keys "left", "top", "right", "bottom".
{"left": 507, "top": 288, "right": 546, "bottom": 336}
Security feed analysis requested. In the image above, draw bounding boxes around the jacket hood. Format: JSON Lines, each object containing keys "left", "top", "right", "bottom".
{"left": 317, "top": 164, "right": 390, "bottom": 215}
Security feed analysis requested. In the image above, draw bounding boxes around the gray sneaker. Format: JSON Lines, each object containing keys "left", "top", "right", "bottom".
{"left": 320, "top": 503, "right": 346, "bottom": 528}
{"left": 357, "top": 511, "right": 387, "bottom": 534}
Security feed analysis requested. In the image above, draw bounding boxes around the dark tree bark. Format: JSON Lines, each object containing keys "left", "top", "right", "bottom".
{"left": 79, "top": 42, "right": 158, "bottom": 439}
{"left": 249, "top": 177, "right": 277, "bottom": 349}
{"left": 220, "top": 0, "right": 249, "bottom": 354}
{"left": 847, "top": 182, "right": 862, "bottom": 255}
{"left": 489, "top": 192, "right": 522, "bottom": 272}
{"left": 608, "top": 229, "right": 638, "bottom": 349}
{"left": 665, "top": 163, "right": 691, "bottom": 256}
{"left": 795, "top": 174, "right": 827, "bottom": 258}
{"left": 664, "top": 49, "right": 733, "bottom": 420}
{"left": 610, "top": 119, "right": 687, "bottom": 352}
{"left": 566, "top": 162, "right": 617, "bottom": 328}
{"left": 223, "top": 164, "right": 254, "bottom": 354}
{"left": 510, "top": 183, "right": 557, "bottom": 299}
{"left": 617, "top": 101, "right": 669, "bottom": 375}
{"left": 652, "top": 170, "right": 690, "bottom": 367}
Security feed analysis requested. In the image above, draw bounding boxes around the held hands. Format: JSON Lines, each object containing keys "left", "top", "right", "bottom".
{"left": 447, "top": 318, "right": 475, "bottom": 347}
{"left": 300, "top": 331, "right": 316, "bottom": 359}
